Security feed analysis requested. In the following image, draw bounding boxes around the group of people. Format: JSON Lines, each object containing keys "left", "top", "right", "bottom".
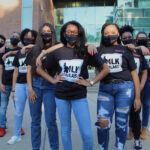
{"left": 0, "top": 21, "right": 150, "bottom": 150}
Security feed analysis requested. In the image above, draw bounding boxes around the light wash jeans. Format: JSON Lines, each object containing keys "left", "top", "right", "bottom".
{"left": 0, "top": 85, "right": 12, "bottom": 127}
{"left": 14, "top": 83, "right": 28, "bottom": 136}
{"left": 55, "top": 97, "right": 93, "bottom": 150}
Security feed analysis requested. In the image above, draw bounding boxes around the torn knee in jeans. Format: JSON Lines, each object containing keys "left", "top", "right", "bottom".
{"left": 97, "top": 96, "right": 109, "bottom": 101}
{"left": 97, "top": 116, "right": 109, "bottom": 128}
{"left": 116, "top": 107, "right": 129, "bottom": 114}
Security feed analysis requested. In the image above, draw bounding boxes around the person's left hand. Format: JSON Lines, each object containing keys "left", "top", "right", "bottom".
{"left": 134, "top": 98, "right": 141, "bottom": 112}
{"left": 2, "top": 53, "right": 8, "bottom": 61}
{"left": 75, "top": 77, "right": 91, "bottom": 87}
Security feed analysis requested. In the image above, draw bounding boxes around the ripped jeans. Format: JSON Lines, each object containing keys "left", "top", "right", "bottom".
{"left": 96, "top": 81, "right": 134, "bottom": 150}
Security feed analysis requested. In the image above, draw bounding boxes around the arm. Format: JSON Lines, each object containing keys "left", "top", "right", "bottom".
{"left": 27, "top": 65, "right": 37, "bottom": 103}
{"left": 131, "top": 70, "right": 141, "bottom": 112}
{"left": 0, "top": 64, "right": 6, "bottom": 93}
{"left": 2, "top": 51, "right": 17, "bottom": 61}
{"left": 36, "top": 43, "right": 64, "bottom": 66}
{"left": 36, "top": 65, "right": 64, "bottom": 84}
{"left": 75, "top": 63, "right": 110, "bottom": 87}
{"left": 11, "top": 67, "right": 18, "bottom": 99}
{"left": 21, "top": 44, "right": 34, "bottom": 54}
{"left": 140, "top": 70, "right": 147, "bottom": 91}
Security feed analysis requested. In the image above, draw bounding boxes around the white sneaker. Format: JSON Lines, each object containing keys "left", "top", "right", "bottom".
{"left": 7, "top": 136, "right": 21, "bottom": 144}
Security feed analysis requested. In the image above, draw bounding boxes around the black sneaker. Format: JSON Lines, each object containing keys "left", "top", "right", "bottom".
{"left": 134, "top": 140, "right": 143, "bottom": 150}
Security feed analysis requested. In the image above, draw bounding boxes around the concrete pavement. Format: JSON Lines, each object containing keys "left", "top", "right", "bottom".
{"left": 0, "top": 93, "right": 150, "bottom": 150}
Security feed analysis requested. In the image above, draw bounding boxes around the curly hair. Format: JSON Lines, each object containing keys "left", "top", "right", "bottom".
{"left": 20, "top": 28, "right": 37, "bottom": 45}
{"left": 100, "top": 23, "right": 121, "bottom": 46}
{"left": 119, "top": 25, "right": 134, "bottom": 37}
{"left": 0, "top": 34, "right": 6, "bottom": 42}
{"left": 60, "top": 20, "right": 87, "bottom": 58}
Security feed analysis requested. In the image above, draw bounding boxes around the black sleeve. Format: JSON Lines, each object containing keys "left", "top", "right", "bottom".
{"left": 139, "top": 49, "right": 148, "bottom": 71}
{"left": 125, "top": 48, "right": 137, "bottom": 71}
{"left": 87, "top": 53, "right": 104, "bottom": 68}
{"left": 12, "top": 53, "right": 19, "bottom": 68}
{"left": 0, "top": 53, "right": 4, "bottom": 66}
{"left": 24, "top": 48, "right": 33, "bottom": 66}
{"left": 43, "top": 51, "right": 57, "bottom": 71}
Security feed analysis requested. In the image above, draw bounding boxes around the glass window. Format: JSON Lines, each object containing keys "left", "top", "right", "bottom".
{"left": 22, "top": 0, "right": 32, "bottom": 7}
{"left": 22, "top": 0, "right": 33, "bottom": 30}
{"left": 134, "top": 0, "right": 150, "bottom": 8}
{"left": 144, "top": 9, "right": 150, "bottom": 17}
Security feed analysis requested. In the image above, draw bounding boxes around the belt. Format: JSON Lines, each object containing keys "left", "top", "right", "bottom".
{"left": 103, "top": 79, "right": 124, "bottom": 84}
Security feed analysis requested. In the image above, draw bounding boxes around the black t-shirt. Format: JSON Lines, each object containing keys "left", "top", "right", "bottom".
{"left": 98, "top": 44, "right": 136, "bottom": 82}
{"left": 144, "top": 55, "right": 150, "bottom": 76}
{"left": 13, "top": 50, "right": 28, "bottom": 83}
{"left": 44, "top": 46, "right": 104, "bottom": 100}
{"left": 25, "top": 46, "right": 57, "bottom": 77}
{"left": 0, "top": 47, "right": 21, "bottom": 85}
{"left": 133, "top": 49, "right": 147, "bottom": 79}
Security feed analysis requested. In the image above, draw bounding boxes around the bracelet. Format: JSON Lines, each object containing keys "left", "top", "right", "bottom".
{"left": 42, "top": 49, "right": 47, "bottom": 56}
{"left": 11, "top": 90, "right": 15, "bottom": 92}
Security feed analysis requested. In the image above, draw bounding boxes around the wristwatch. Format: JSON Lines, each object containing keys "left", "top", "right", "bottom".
{"left": 90, "top": 80, "right": 94, "bottom": 86}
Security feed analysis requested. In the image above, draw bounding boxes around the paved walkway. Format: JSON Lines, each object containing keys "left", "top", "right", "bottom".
{"left": 0, "top": 93, "right": 150, "bottom": 150}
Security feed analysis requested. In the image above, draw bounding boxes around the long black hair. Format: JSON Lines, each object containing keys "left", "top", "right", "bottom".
{"left": 60, "top": 20, "right": 87, "bottom": 58}
{"left": 20, "top": 28, "right": 37, "bottom": 45}
{"left": 31, "top": 23, "right": 57, "bottom": 76}
{"left": 100, "top": 23, "right": 121, "bottom": 46}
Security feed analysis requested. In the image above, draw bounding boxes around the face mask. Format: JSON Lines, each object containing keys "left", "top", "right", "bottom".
{"left": 10, "top": 38, "right": 19, "bottom": 46}
{"left": 42, "top": 33, "right": 52, "bottom": 43}
{"left": 0, "top": 42, "right": 4, "bottom": 48}
{"left": 103, "top": 35, "right": 119, "bottom": 46}
{"left": 136, "top": 39, "right": 147, "bottom": 46}
{"left": 23, "top": 38, "right": 33, "bottom": 46}
{"left": 122, "top": 38, "right": 134, "bottom": 45}
{"left": 64, "top": 34, "right": 78, "bottom": 46}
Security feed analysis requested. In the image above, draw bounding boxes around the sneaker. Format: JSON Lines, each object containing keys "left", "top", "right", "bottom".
{"left": 7, "top": 136, "right": 21, "bottom": 145}
{"left": 134, "top": 140, "right": 142, "bottom": 150}
{"left": 21, "top": 128, "right": 25, "bottom": 135}
{"left": 0, "top": 127, "right": 6, "bottom": 137}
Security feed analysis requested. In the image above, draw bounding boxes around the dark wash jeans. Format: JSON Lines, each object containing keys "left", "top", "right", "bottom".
{"left": 96, "top": 81, "right": 134, "bottom": 150}
{"left": 142, "top": 76, "right": 150, "bottom": 127}
{"left": 29, "top": 77, "right": 59, "bottom": 150}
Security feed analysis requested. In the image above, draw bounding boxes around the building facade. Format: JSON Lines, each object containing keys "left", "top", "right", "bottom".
{"left": 0, "top": 0, "right": 150, "bottom": 44}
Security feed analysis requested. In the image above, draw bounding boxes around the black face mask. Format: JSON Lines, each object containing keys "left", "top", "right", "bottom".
{"left": 64, "top": 34, "right": 78, "bottom": 46}
{"left": 0, "top": 42, "right": 4, "bottom": 48}
{"left": 23, "top": 38, "right": 34, "bottom": 46}
{"left": 103, "top": 35, "right": 119, "bottom": 46}
{"left": 42, "top": 33, "right": 52, "bottom": 43}
{"left": 10, "top": 38, "right": 19, "bottom": 46}
{"left": 122, "top": 38, "right": 134, "bottom": 45}
{"left": 136, "top": 39, "right": 148, "bottom": 46}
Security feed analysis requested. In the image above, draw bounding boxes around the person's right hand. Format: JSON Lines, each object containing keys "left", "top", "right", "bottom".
{"left": 29, "top": 89, "right": 37, "bottom": 103}
{"left": 140, "top": 46, "right": 150, "bottom": 55}
{"left": 2, "top": 53, "right": 8, "bottom": 61}
{"left": 125, "top": 44, "right": 136, "bottom": 52}
{"left": 52, "top": 74, "right": 65, "bottom": 84}
{"left": 0, "top": 83, "right": 6, "bottom": 93}
{"left": 21, "top": 47, "right": 26, "bottom": 54}
{"left": 10, "top": 91, "right": 15, "bottom": 100}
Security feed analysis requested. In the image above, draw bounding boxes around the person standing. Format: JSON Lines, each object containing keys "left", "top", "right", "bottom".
{"left": 0, "top": 32, "right": 21, "bottom": 137}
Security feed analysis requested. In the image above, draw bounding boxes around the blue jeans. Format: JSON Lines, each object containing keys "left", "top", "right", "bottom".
{"left": 96, "top": 81, "right": 134, "bottom": 150}
{"left": 29, "top": 77, "right": 58, "bottom": 150}
{"left": 55, "top": 97, "right": 93, "bottom": 150}
{"left": 14, "top": 83, "right": 28, "bottom": 136}
{"left": 0, "top": 85, "right": 12, "bottom": 127}
{"left": 142, "top": 76, "right": 150, "bottom": 127}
